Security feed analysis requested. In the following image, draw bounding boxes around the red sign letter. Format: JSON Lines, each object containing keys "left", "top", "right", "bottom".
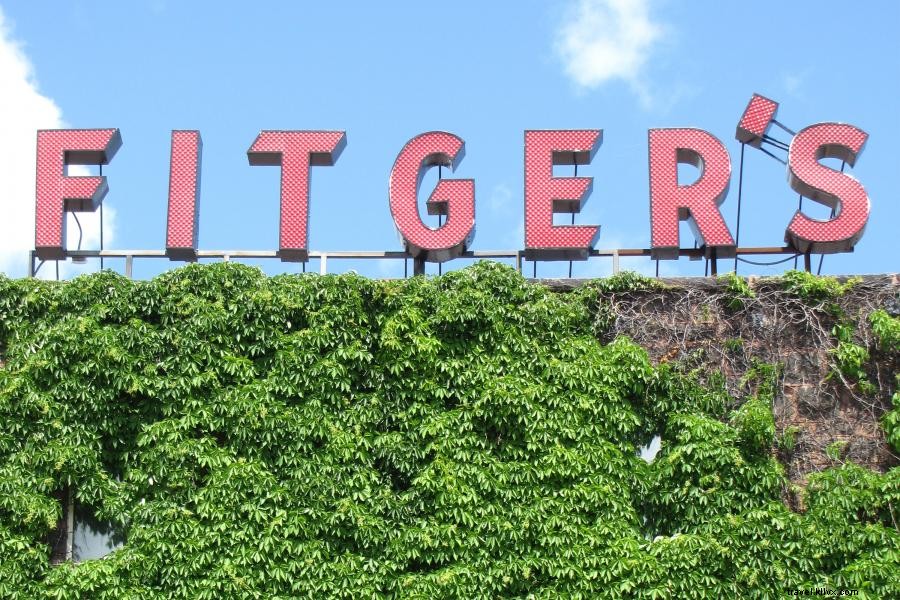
{"left": 785, "top": 123, "right": 869, "bottom": 253}
{"left": 649, "top": 128, "right": 735, "bottom": 259}
{"left": 247, "top": 130, "right": 346, "bottom": 262}
{"left": 524, "top": 130, "right": 602, "bottom": 260}
{"left": 735, "top": 93, "right": 778, "bottom": 148}
{"left": 35, "top": 129, "right": 122, "bottom": 260}
{"left": 388, "top": 132, "right": 475, "bottom": 262}
{"left": 166, "top": 130, "right": 202, "bottom": 261}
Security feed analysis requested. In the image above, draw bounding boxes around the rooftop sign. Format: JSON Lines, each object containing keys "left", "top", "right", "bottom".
{"left": 31, "top": 93, "right": 869, "bottom": 271}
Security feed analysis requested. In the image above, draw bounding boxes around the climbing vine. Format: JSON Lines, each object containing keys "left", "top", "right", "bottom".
{"left": 0, "top": 263, "right": 897, "bottom": 598}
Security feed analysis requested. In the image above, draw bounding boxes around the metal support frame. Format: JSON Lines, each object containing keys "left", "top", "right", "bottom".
{"left": 27, "top": 246, "right": 812, "bottom": 280}
{"left": 65, "top": 486, "right": 74, "bottom": 562}
{"left": 413, "top": 256, "right": 425, "bottom": 276}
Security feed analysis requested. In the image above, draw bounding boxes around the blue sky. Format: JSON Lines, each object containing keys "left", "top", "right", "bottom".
{"left": 1, "top": 1, "right": 897, "bottom": 280}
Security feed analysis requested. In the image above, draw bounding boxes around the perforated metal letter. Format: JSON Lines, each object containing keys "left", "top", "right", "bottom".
{"left": 649, "top": 128, "right": 735, "bottom": 259}
{"left": 785, "top": 123, "right": 869, "bottom": 253}
{"left": 247, "top": 131, "right": 346, "bottom": 262}
{"left": 735, "top": 94, "right": 779, "bottom": 148}
{"left": 166, "top": 130, "right": 202, "bottom": 261}
{"left": 388, "top": 131, "right": 475, "bottom": 262}
{"left": 34, "top": 129, "right": 122, "bottom": 260}
{"left": 524, "top": 130, "right": 602, "bottom": 260}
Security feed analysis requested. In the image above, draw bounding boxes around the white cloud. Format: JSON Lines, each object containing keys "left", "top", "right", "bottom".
{"left": 148, "top": 0, "right": 167, "bottom": 15}
{"left": 0, "top": 8, "right": 115, "bottom": 279}
{"left": 555, "top": 0, "right": 662, "bottom": 104}
{"left": 784, "top": 74, "right": 801, "bottom": 95}
{"left": 782, "top": 69, "right": 811, "bottom": 99}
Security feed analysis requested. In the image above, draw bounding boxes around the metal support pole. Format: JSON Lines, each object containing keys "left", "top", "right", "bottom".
{"left": 794, "top": 195, "right": 803, "bottom": 270}
{"left": 65, "top": 486, "right": 74, "bottom": 561}
{"left": 734, "top": 143, "right": 745, "bottom": 274}
{"left": 612, "top": 250, "right": 620, "bottom": 274}
{"left": 437, "top": 165, "right": 442, "bottom": 276}
{"left": 99, "top": 163, "right": 104, "bottom": 271}
{"left": 803, "top": 252, "right": 811, "bottom": 273}
{"left": 99, "top": 202, "right": 104, "bottom": 271}
{"left": 320, "top": 254, "right": 328, "bottom": 275}
{"left": 413, "top": 256, "right": 425, "bottom": 276}
{"left": 568, "top": 156, "right": 577, "bottom": 278}
{"left": 125, "top": 255, "right": 133, "bottom": 279}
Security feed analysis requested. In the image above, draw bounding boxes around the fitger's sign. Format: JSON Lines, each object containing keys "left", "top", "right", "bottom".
{"left": 32, "top": 93, "right": 870, "bottom": 263}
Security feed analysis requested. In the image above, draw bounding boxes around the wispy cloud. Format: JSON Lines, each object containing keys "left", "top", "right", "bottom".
{"left": 148, "top": 0, "right": 167, "bottom": 15}
{"left": 0, "top": 8, "right": 116, "bottom": 279}
{"left": 554, "top": 0, "right": 663, "bottom": 106}
{"left": 782, "top": 68, "right": 811, "bottom": 99}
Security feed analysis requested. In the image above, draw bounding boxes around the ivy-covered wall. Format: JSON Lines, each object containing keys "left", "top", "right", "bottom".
{"left": 545, "top": 270, "right": 899, "bottom": 492}
{"left": 0, "top": 262, "right": 897, "bottom": 598}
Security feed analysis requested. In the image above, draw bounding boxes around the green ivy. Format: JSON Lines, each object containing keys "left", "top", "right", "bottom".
{"left": 719, "top": 272, "right": 754, "bottom": 310}
{"left": 779, "top": 270, "right": 860, "bottom": 304}
{"left": 0, "top": 263, "right": 897, "bottom": 598}
{"left": 869, "top": 309, "right": 900, "bottom": 353}
{"left": 582, "top": 271, "right": 667, "bottom": 295}
{"left": 730, "top": 398, "right": 775, "bottom": 458}
{"left": 778, "top": 426, "right": 800, "bottom": 455}
{"left": 882, "top": 376, "right": 900, "bottom": 454}
{"left": 739, "top": 361, "right": 781, "bottom": 404}
{"left": 578, "top": 271, "right": 667, "bottom": 337}
{"left": 827, "top": 322, "right": 876, "bottom": 395}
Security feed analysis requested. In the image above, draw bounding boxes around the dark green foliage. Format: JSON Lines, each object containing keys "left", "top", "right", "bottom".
{"left": 779, "top": 426, "right": 800, "bottom": 455}
{"left": 739, "top": 361, "right": 781, "bottom": 404}
{"left": 577, "top": 270, "right": 666, "bottom": 337}
{"left": 883, "top": 376, "right": 900, "bottom": 454}
{"left": 730, "top": 398, "right": 775, "bottom": 457}
{"left": 582, "top": 270, "right": 667, "bottom": 295}
{"left": 779, "top": 270, "right": 863, "bottom": 326}
{"left": 0, "top": 263, "right": 897, "bottom": 598}
{"left": 719, "top": 272, "right": 754, "bottom": 310}
{"left": 779, "top": 270, "right": 859, "bottom": 304}
{"left": 869, "top": 309, "right": 900, "bottom": 353}
{"left": 829, "top": 323, "right": 875, "bottom": 395}
{"left": 642, "top": 411, "right": 783, "bottom": 537}
{"left": 803, "top": 464, "right": 900, "bottom": 595}
{"left": 723, "top": 338, "right": 744, "bottom": 354}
